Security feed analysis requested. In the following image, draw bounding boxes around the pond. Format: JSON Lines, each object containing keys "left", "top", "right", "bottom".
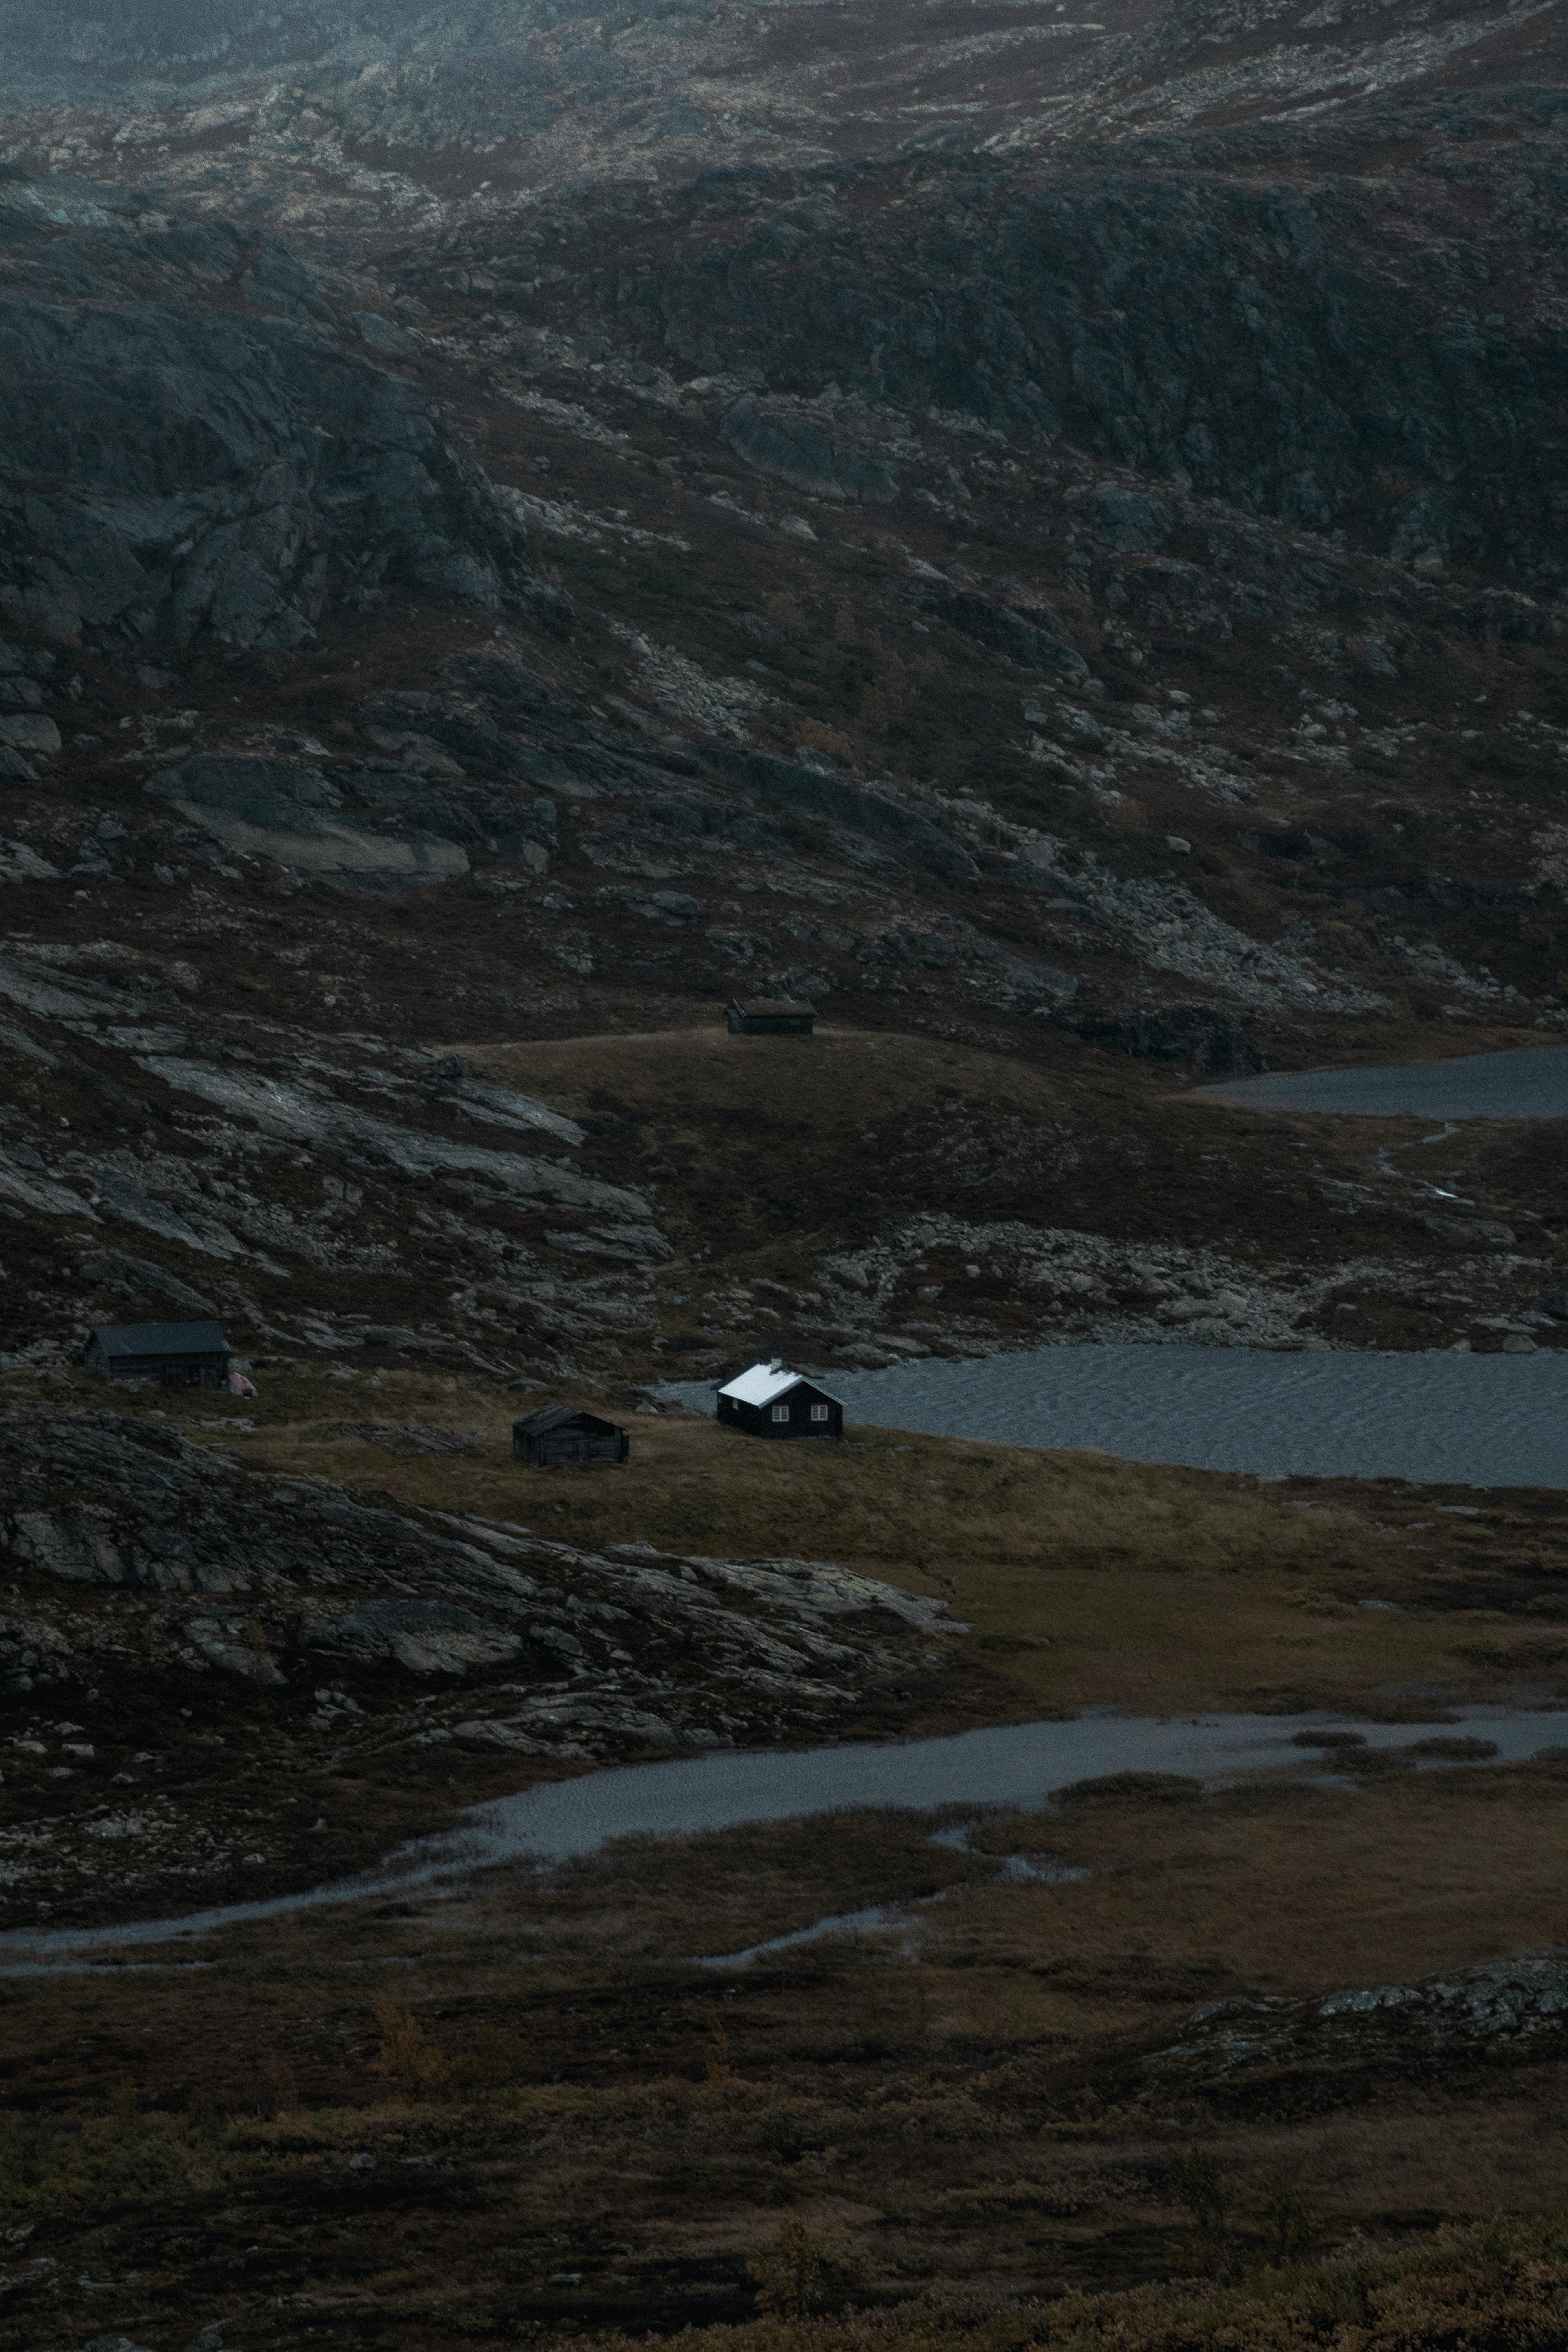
{"left": 4, "top": 1707, "right": 1565, "bottom": 1966}
{"left": 1195, "top": 1042, "right": 1568, "bottom": 1120}
{"left": 665, "top": 1346, "right": 1568, "bottom": 1488}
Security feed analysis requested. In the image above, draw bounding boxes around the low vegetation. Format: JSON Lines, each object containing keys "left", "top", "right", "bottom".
{"left": 463, "top": 1024, "right": 1568, "bottom": 1363}
{"left": 5, "top": 1766, "right": 1568, "bottom": 2352}
{"left": 590, "top": 2221, "right": 1568, "bottom": 2351}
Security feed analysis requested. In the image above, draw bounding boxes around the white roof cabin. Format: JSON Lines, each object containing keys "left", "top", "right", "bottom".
{"left": 715, "top": 1360, "right": 845, "bottom": 1437}
{"left": 719, "top": 1359, "right": 840, "bottom": 1408}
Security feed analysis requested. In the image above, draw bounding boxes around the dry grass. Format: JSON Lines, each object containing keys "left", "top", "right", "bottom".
{"left": 124, "top": 1360, "right": 1568, "bottom": 1718}
{"left": 445, "top": 1022, "right": 1567, "bottom": 1365}
{"left": 584, "top": 2223, "right": 1568, "bottom": 2351}
{"left": 10, "top": 1323, "right": 1568, "bottom": 2348}
{"left": 954, "top": 1763, "right": 1568, "bottom": 2003}
{"left": 474, "top": 1022, "right": 1071, "bottom": 1126}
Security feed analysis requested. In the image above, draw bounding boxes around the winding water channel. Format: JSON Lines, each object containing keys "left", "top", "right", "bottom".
{"left": 5, "top": 1710, "right": 1566, "bottom": 1969}
{"left": 8, "top": 1045, "right": 1562, "bottom": 1974}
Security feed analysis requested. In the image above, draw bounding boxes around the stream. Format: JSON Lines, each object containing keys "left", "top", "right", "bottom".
{"left": 8, "top": 1042, "right": 1564, "bottom": 1975}
{"left": 4, "top": 1708, "right": 1565, "bottom": 1970}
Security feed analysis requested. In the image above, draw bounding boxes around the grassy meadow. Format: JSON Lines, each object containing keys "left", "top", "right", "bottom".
{"left": 143, "top": 1360, "right": 1568, "bottom": 1721}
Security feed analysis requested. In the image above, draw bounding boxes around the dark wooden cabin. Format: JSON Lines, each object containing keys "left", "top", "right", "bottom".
{"left": 512, "top": 1405, "right": 630, "bottom": 1466}
{"left": 726, "top": 998, "right": 815, "bottom": 1037}
{"left": 716, "top": 1360, "right": 844, "bottom": 1440}
{"left": 83, "top": 1320, "right": 232, "bottom": 1387}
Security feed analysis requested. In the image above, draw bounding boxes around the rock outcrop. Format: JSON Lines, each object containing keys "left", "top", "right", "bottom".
{"left": 0, "top": 24, "right": 1558, "bottom": 1397}
{"left": 1054, "top": 1002, "right": 1267, "bottom": 1076}
{"left": 0, "top": 173, "right": 544, "bottom": 654}
{"left": 145, "top": 756, "right": 472, "bottom": 884}
{"left": 0, "top": 1407, "right": 957, "bottom": 1917}
{"left": 722, "top": 399, "right": 900, "bottom": 505}
{"left": 1, "top": 1405, "right": 948, "bottom": 1701}
{"left": 644, "top": 150, "right": 1568, "bottom": 584}
{"left": 1143, "top": 1946, "right": 1568, "bottom": 2106}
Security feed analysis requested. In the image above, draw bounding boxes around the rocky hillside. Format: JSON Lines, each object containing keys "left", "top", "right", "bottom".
{"left": 0, "top": 7, "right": 1561, "bottom": 1388}
{"left": 2, "top": 29, "right": 1566, "bottom": 2337}
{"left": 0, "top": 1404, "right": 957, "bottom": 1926}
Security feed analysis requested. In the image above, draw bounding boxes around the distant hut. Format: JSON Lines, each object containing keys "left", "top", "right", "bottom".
{"left": 726, "top": 998, "right": 815, "bottom": 1037}
{"left": 716, "top": 1359, "right": 843, "bottom": 1440}
{"left": 83, "top": 1320, "right": 232, "bottom": 1388}
{"left": 512, "top": 1404, "right": 630, "bottom": 1467}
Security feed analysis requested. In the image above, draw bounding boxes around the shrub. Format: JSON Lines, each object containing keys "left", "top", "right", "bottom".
{"left": 587, "top": 2216, "right": 1568, "bottom": 2352}
{"left": 747, "top": 2220, "right": 865, "bottom": 2318}
{"left": 0, "top": 2097, "right": 225, "bottom": 2220}
{"left": 263, "top": 2058, "right": 301, "bottom": 2119}
{"left": 369, "top": 1999, "right": 451, "bottom": 2096}
{"left": 1260, "top": 2176, "right": 1313, "bottom": 2266}
{"left": 1163, "top": 2146, "right": 1229, "bottom": 2274}
{"left": 791, "top": 719, "right": 855, "bottom": 762}
{"left": 706, "top": 2013, "right": 737, "bottom": 2087}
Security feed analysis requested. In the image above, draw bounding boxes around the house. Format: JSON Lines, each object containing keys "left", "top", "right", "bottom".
{"left": 512, "top": 1404, "right": 630, "bottom": 1467}
{"left": 83, "top": 1320, "right": 232, "bottom": 1388}
{"left": 726, "top": 998, "right": 815, "bottom": 1037}
{"left": 716, "top": 1359, "right": 844, "bottom": 1440}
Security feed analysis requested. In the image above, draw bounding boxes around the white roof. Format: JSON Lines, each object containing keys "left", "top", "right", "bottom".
{"left": 718, "top": 1359, "right": 842, "bottom": 1408}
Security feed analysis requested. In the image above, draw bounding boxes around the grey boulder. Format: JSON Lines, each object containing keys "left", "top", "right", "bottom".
{"left": 307, "top": 1598, "right": 524, "bottom": 1674}
{"left": 913, "top": 585, "right": 1088, "bottom": 682}
{"left": 1091, "top": 482, "right": 1174, "bottom": 552}
{"left": 722, "top": 398, "right": 899, "bottom": 503}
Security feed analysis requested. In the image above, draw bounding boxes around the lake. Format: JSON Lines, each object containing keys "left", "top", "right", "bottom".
{"left": 1195, "top": 1042, "right": 1568, "bottom": 1120}
{"left": 665, "top": 1346, "right": 1568, "bottom": 1488}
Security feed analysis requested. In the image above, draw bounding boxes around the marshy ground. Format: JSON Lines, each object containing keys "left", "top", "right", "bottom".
{"left": 7, "top": 1763, "right": 1568, "bottom": 2351}
{"left": 4, "top": 1381, "right": 1568, "bottom": 2350}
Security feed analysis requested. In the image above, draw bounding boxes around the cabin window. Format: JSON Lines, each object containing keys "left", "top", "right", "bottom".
{"left": 771, "top": 1404, "right": 791, "bottom": 1422}
{"left": 810, "top": 1403, "right": 829, "bottom": 1422}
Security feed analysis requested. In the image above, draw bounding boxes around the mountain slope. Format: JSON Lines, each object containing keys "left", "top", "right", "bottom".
{"left": 0, "top": 7, "right": 1562, "bottom": 1387}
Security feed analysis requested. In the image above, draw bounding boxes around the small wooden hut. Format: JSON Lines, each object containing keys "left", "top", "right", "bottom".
{"left": 716, "top": 1359, "right": 843, "bottom": 1440}
{"left": 512, "top": 1405, "right": 630, "bottom": 1466}
{"left": 725, "top": 998, "right": 815, "bottom": 1037}
{"left": 83, "top": 1320, "right": 232, "bottom": 1387}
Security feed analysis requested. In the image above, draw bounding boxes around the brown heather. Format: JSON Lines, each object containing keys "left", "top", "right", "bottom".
{"left": 590, "top": 2220, "right": 1568, "bottom": 2351}
{"left": 5, "top": 1767, "right": 1568, "bottom": 2351}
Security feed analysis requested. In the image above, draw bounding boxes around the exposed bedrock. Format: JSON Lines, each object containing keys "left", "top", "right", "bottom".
{"left": 0, "top": 1408, "right": 956, "bottom": 1738}
{"left": 0, "top": 0, "right": 445, "bottom": 88}
{"left": 649, "top": 161, "right": 1568, "bottom": 578}
{"left": 144, "top": 755, "right": 475, "bottom": 886}
{"left": 1139, "top": 1948, "right": 1568, "bottom": 2110}
{"left": 1053, "top": 1002, "right": 1268, "bottom": 1076}
{"left": 0, "top": 219, "right": 544, "bottom": 652}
